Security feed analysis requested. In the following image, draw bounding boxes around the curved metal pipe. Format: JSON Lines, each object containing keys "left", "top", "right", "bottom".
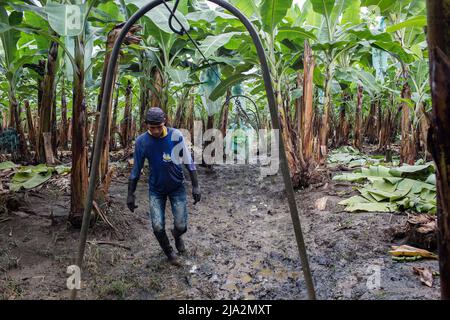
{"left": 222, "top": 94, "right": 260, "bottom": 130}
{"left": 167, "top": 0, "right": 184, "bottom": 35}
{"left": 73, "top": 0, "right": 316, "bottom": 300}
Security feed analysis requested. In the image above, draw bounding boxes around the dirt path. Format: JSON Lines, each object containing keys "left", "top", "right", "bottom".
{"left": 0, "top": 163, "right": 440, "bottom": 299}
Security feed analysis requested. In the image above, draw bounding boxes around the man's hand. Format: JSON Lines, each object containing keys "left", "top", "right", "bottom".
{"left": 127, "top": 179, "right": 139, "bottom": 212}
{"left": 192, "top": 186, "right": 201, "bottom": 205}
{"left": 127, "top": 194, "right": 138, "bottom": 212}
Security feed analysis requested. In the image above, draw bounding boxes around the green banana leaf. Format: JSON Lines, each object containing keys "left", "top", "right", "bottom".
{"left": 345, "top": 202, "right": 398, "bottom": 213}
{"left": 389, "top": 163, "right": 435, "bottom": 180}
{"left": 7, "top": 164, "right": 71, "bottom": 191}
{"left": 0, "top": 161, "right": 17, "bottom": 170}
{"left": 335, "top": 163, "right": 437, "bottom": 214}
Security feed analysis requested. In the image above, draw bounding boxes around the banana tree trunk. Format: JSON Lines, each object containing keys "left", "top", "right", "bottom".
{"left": 151, "top": 67, "right": 163, "bottom": 110}
{"left": 278, "top": 89, "right": 301, "bottom": 187}
{"left": 7, "top": 84, "right": 16, "bottom": 129}
{"left": 121, "top": 80, "right": 133, "bottom": 149}
{"left": 336, "top": 105, "right": 348, "bottom": 146}
{"left": 295, "top": 73, "right": 303, "bottom": 135}
{"left": 68, "top": 116, "right": 72, "bottom": 143}
{"left": 173, "top": 101, "right": 183, "bottom": 129}
{"left": 426, "top": 0, "right": 450, "bottom": 300}
{"left": 59, "top": 77, "right": 69, "bottom": 150}
{"left": 139, "top": 82, "right": 150, "bottom": 132}
{"left": 203, "top": 113, "right": 215, "bottom": 168}
{"left": 173, "top": 89, "right": 189, "bottom": 129}
{"left": 14, "top": 102, "right": 30, "bottom": 162}
{"left": 365, "top": 100, "right": 378, "bottom": 144}
{"left": 139, "top": 52, "right": 151, "bottom": 133}
{"left": 93, "top": 24, "right": 141, "bottom": 186}
{"left": 94, "top": 30, "right": 120, "bottom": 186}
{"left": 25, "top": 100, "right": 37, "bottom": 152}
{"left": 206, "top": 115, "right": 214, "bottom": 130}
{"left": 285, "top": 92, "right": 294, "bottom": 132}
{"left": 377, "top": 102, "right": 382, "bottom": 146}
{"left": 69, "top": 36, "right": 89, "bottom": 228}
{"left": 36, "top": 40, "right": 59, "bottom": 164}
{"left": 353, "top": 85, "right": 363, "bottom": 150}
{"left": 377, "top": 108, "right": 392, "bottom": 153}
{"left": 1, "top": 111, "right": 6, "bottom": 130}
{"left": 185, "top": 95, "right": 194, "bottom": 137}
{"left": 51, "top": 98, "right": 58, "bottom": 157}
{"left": 319, "top": 65, "right": 332, "bottom": 158}
{"left": 110, "top": 86, "right": 119, "bottom": 151}
{"left": 301, "top": 40, "right": 315, "bottom": 166}
{"left": 37, "top": 60, "right": 45, "bottom": 116}
{"left": 336, "top": 91, "right": 350, "bottom": 147}
{"left": 400, "top": 82, "right": 416, "bottom": 164}
{"left": 140, "top": 86, "right": 148, "bottom": 132}
{"left": 131, "top": 118, "right": 137, "bottom": 142}
{"left": 86, "top": 113, "right": 93, "bottom": 147}
{"left": 219, "top": 89, "right": 231, "bottom": 137}
{"left": 419, "top": 103, "right": 431, "bottom": 159}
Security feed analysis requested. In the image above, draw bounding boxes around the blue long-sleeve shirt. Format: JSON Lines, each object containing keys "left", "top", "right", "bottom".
{"left": 129, "top": 127, "right": 196, "bottom": 195}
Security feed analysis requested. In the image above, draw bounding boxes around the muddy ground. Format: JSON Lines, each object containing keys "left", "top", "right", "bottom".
{"left": 0, "top": 162, "right": 440, "bottom": 300}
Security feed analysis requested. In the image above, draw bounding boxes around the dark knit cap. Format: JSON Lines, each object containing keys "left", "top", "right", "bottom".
{"left": 145, "top": 107, "right": 166, "bottom": 124}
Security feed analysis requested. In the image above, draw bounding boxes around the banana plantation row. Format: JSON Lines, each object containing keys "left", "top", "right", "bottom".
{"left": 0, "top": 1, "right": 436, "bottom": 226}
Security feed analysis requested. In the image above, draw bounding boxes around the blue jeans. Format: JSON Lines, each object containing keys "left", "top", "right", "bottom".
{"left": 149, "top": 184, "right": 188, "bottom": 235}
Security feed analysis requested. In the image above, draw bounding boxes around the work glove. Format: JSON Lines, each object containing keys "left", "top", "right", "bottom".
{"left": 127, "top": 179, "right": 139, "bottom": 212}
{"left": 187, "top": 169, "right": 201, "bottom": 205}
{"left": 193, "top": 186, "right": 201, "bottom": 205}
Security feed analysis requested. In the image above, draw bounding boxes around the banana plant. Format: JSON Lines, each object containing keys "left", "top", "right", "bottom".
{"left": 0, "top": 6, "right": 39, "bottom": 129}
{"left": 213, "top": 0, "right": 311, "bottom": 185}
{"left": 125, "top": 0, "right": 192, "bottom": 116}
{"left": 374, "top": 0, "right": 428, "bottom": 163}
{"left": 190, "top": 0, "right": 322, "bottom": 184}
{"left": 303, "top": 0, "right": 368, "bottom": 155}
{"left": 127, "top": 0, "right": 252, "bottom": 124}
{"left": 6, "top": 0, "right": 118, "bottom": 226}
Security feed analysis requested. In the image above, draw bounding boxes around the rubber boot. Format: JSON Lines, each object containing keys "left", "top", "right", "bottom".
{"left": 154, "top": 230, "right": 181, "bottom": 266}
{"left": 171, "top": 228, "right": 186, "bottom": 255}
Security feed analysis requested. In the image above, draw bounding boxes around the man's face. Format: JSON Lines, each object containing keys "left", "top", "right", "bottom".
{"left": 147, "top": 122, "right": 165, "bottom": 138}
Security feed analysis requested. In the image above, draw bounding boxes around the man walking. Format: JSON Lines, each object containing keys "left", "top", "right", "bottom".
{"left": 127, "top": 107, "right": 201, "bottom": 266}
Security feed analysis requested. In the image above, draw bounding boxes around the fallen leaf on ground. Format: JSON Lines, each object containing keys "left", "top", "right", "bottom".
{"left": 389, "top": 245, "right": 438, "bottom": 259}
{"left": 334, "top": 164, "right": 436, "bottom": 214}
{"left": 407, "top": 214, "right": 437, "bottom": 234}
{"left": 412, "top": 267, "right": 433, "bottom": 287}
{"left": 0, "top": 161, "right": 17, "bottom": 171}
{"left": 417, "top": 222, "right": 436, "bottom": 234}
{"left": 408, "top": 214, "right": 435, "bottom": 225}
{"left": 315, "top": 197, "right": 328, "bottom": 211}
